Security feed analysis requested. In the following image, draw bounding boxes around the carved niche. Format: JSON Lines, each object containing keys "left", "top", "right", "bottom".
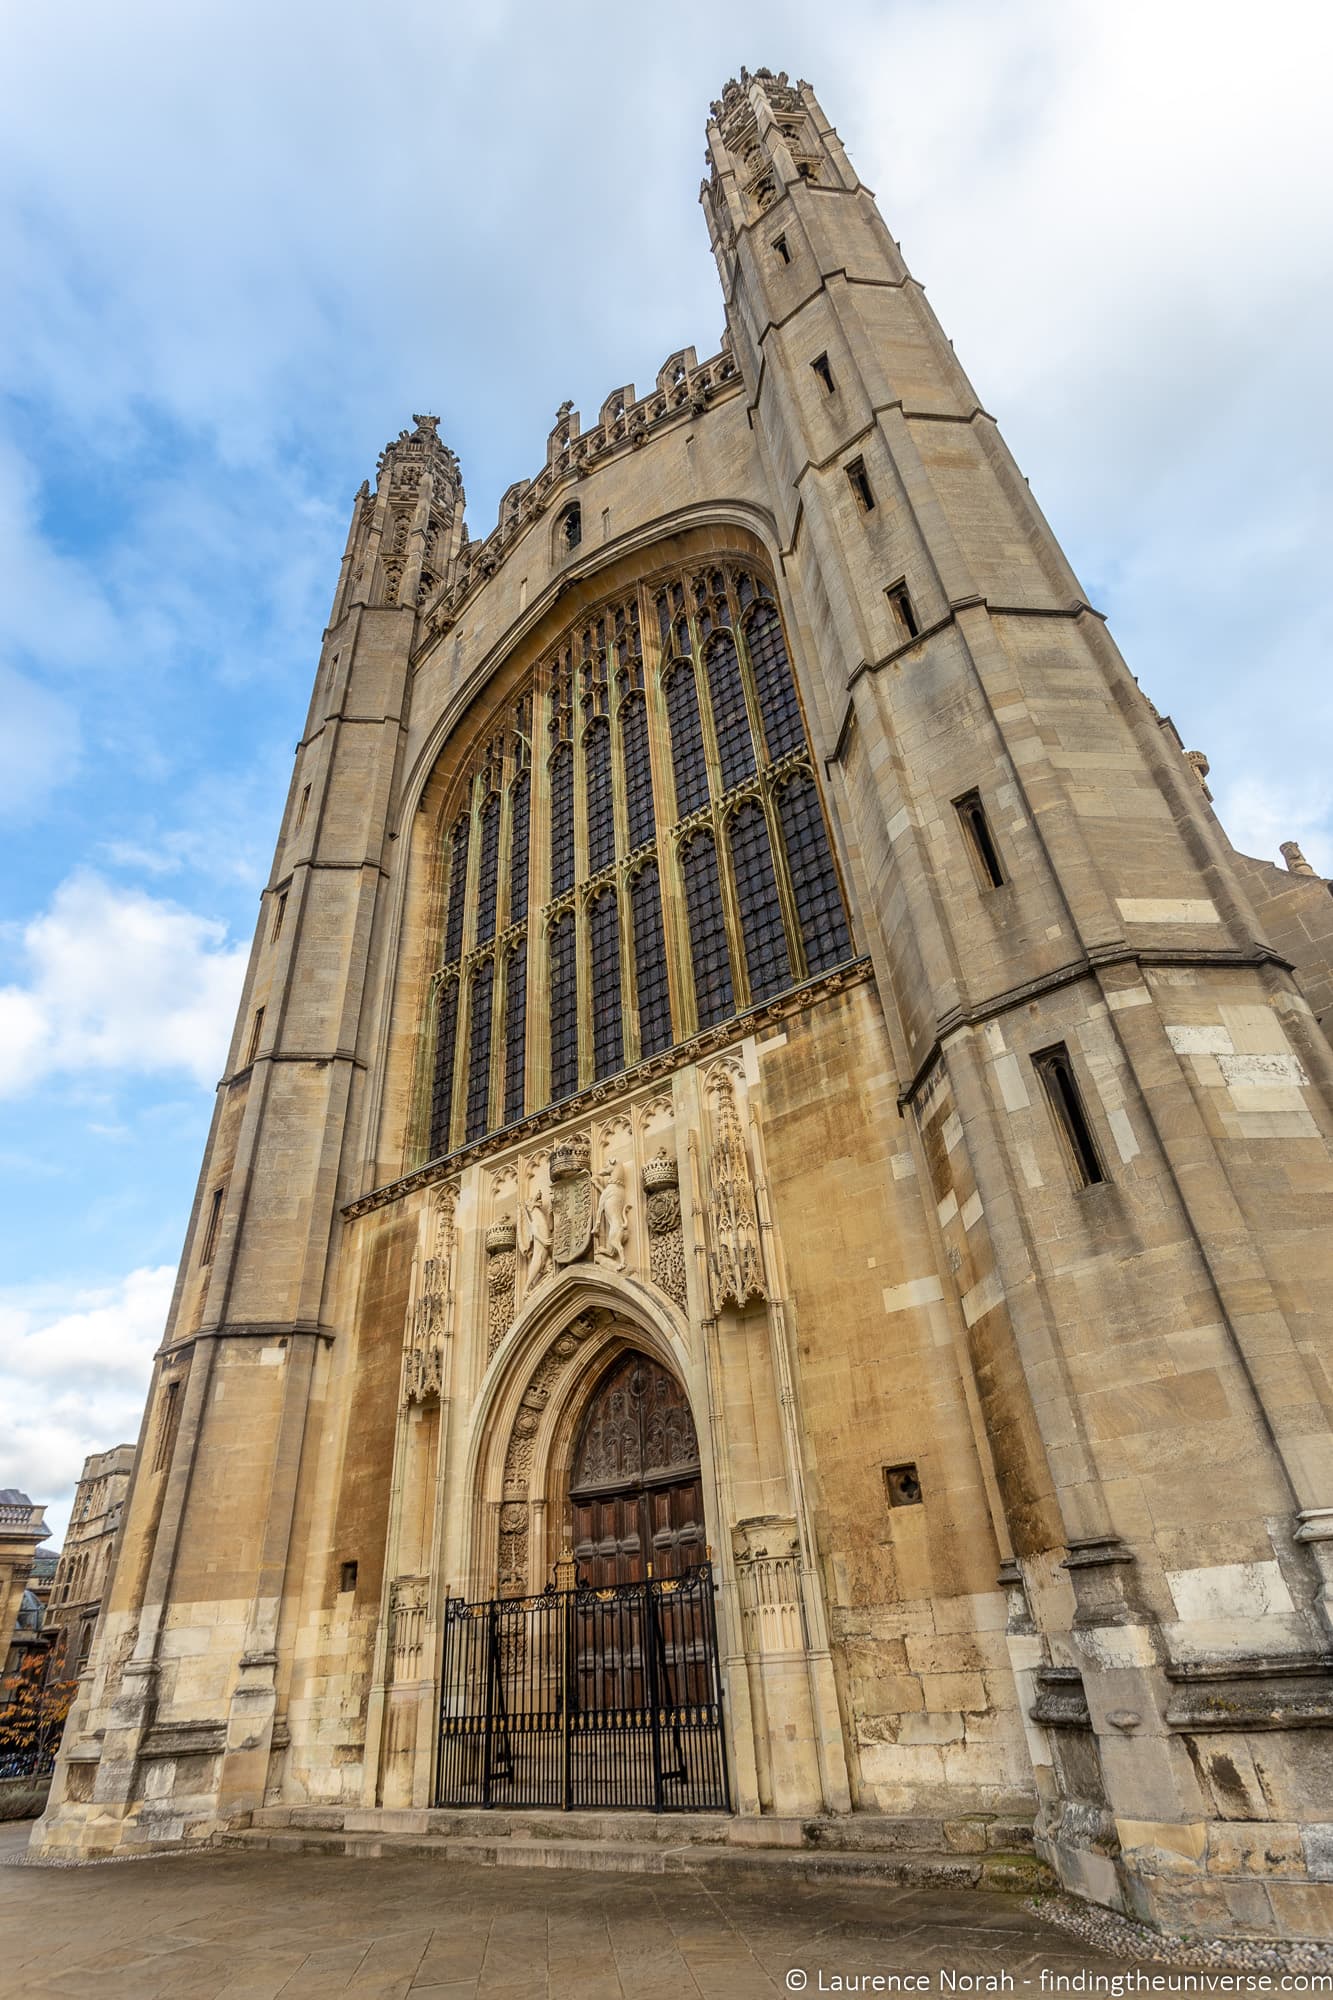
{"left": 496, "top": 1310, "right": 605, "bottom": 1596}
{"left": 704, "top": 1066, "right": 767, "bottom": 1311}
{"left": 402, "top": 1182, "right": 458, "bottom": 1405}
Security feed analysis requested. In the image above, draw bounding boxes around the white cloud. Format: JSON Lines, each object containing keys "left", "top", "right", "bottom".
{"left": 0, "top": 871, "right": 248, "bottom": 1097}
{"left": 1217, "top": 777, "right": 1333, "bottom": 879}
{"left": 0, "top": 665, "right": 81, "bottom": 819}
{"left": 0, "top": 1264, "right": 168, "bottom": 1545}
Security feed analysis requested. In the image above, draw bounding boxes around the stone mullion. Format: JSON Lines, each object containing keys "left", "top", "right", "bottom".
{"left": 640, "top": 581, "right": 691, "bottom": 1046}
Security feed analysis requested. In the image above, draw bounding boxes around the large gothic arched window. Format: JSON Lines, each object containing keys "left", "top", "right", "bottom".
{"left": 425, "top": 557, "right": 854, "bottom": 1159}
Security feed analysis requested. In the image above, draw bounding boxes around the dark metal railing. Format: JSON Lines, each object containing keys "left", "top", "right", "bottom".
{"left": 438, "top": 1561, "right": 729, "bottom": 1813}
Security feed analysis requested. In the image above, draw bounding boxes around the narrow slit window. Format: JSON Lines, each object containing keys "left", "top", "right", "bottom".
{"left": 589, "top": 888, "right": 624, "bottom": 1080}
{"left": 443, "top": 813, "right": 470, "bottom": 964}
{"left": 464, "top": 959, "right": 494, "bottom": 1143}
{"left": 429, "top": 978, "right": 459, "bottom": 1157}
{"left": 846, "top": 457, "right": 875, "bottom": 512}
{"left": 955, "top": 791, "right": 1005, "bottom": 889}
{"left": 151, "top": 1379, "right": 181, "bottom": 1475}
{"left": 245, "top": 1007, "right": 265, "bottom": 1065}
{"left": 886, "top": 580, "right": 918, "bottom": 638}
{"left": 548, "top": 912, "right": 579, "bottom": 1102}
{"left": 270, "top": 890, "right": 288, "bottom": 945}
{"left": 294, "top": 783, "right": 311, "bottom": 831}
{"left": 811, "top": 353, "right": 835, "bottom": 395}
{"left": 561, "top": 503, "right": 582, "bottom": 551}
{"left": 474, "top": 794, "right": 501, "bottom": 944}
{"left": 503, "top": 940, "right": 527, "bottom": 1126}
{"left": 199, "top": 1187, "right": 223, "bottom": 1266}
{"left": 773, "top": 234, "right": 791, "bottom": 264}
{"left": 1034, "top": 1045, "right": 1107, "bottom": 1189}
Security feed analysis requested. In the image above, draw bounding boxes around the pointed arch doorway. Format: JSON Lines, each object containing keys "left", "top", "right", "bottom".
{"left": 438, "top": 1335, "right": 729, "bottom": 1811}
{"left": 568, "top": 1351, "right": 706, "bottom": 1586}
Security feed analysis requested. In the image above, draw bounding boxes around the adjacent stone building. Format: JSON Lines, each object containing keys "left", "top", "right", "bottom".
{"left": 43, "top": 1449, "right": 134, "bottom": 1678}
{"left": 35, "top": 71, "right": 1333, "bottom": 1940}
{"left": 0, "top": 1493, "right": 49, "bottom": 1679}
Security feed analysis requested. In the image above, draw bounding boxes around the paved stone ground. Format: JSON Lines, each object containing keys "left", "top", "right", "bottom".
{"left": 0, "top": 1820, "right": 1157, "bottom": 2000}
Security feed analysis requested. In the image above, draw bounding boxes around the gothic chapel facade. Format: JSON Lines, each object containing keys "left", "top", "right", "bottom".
{"left": 36, "top": 73, "right": 1333, "bottom": 1940}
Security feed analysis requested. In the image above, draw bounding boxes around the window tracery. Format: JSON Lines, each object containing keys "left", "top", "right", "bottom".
{"left": 424, "top": 554, "right": 853, "bottom": 1160}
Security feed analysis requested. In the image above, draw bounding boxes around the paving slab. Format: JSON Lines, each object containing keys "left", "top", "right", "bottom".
{"left": 0, "top": 1818, "right": 1181, "bottom": 1999}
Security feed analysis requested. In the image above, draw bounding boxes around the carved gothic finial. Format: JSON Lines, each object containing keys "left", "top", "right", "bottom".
{"left": 705, "top": 1068, "right": 767, "bottom": 1311}
{"left": 1281, "top": 840, "right": 1317, "bottom": 877}
{"left": 402, "top": 1180, "right": 459, "bottom": 1405}
{"left": 1184, "top": 749, "right": 1212, "bottom": 800}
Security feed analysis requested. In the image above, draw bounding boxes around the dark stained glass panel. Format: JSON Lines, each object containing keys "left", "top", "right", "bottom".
{"left": 665, "top": 664, "right": 708, "bottom": 818}
{"left": 777, "top": 772, "right": 853, "bottom": 973}
{"left": 746, "top": 604, "right": 804, "bottom": 762}
{"left": 728, "top": 798, "right": 791, "bottom": 1001}
{"left": 475, "top": 794, "right": 501, "bottom": 943}
{"left": 680, "top": 831, "right": 734, "bottom": 1027}
{"left": 503, "top": 940, "right": 526, "bottom": 1125}
{"left": 549, "top": 912, "right": 578, "bottom": 1101}
{"left": 630, "top": 863, "right": 672, "bottom": 1058}
{"left": 550, "top": 743, "right": 574, "bottom": 896}
{"left": 585, "top": 717, "right": 614, "bottom": 874}
{"left": 465, "top": 959, "right": 494, "bottom": 1143}
{"left": 620, "top": 692, "right": 655, "bottom": 850}
{"left": 429, "top": 977, "right": 459, "bottom": 1157}
{"left": 589, "top": 889, "right": 624, "bottom": 1080}
{"left": 443, "top": 814, "right": 470, "bottom": 963}
{"left": 704, "top": 632, "right": 755, "bottom": 791}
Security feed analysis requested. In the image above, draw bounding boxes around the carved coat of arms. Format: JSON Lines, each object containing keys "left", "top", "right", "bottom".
{"left": 549, "top": 1133, "right": 594, "bottom": 1265}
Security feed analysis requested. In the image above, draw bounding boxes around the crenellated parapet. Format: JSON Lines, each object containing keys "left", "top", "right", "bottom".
{"left": 415, "top": 343, "right": 741, "bottom": 639}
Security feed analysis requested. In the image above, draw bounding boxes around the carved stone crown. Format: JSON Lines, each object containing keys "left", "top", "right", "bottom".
{"left": 486, "top": 1218, "right": 517, "bottom": 1254}
{"left": 642, "top": 1150, "right": 679, "bottom": 1191}
{"left": 549, "top": 1132, "right": 591, "bottom": 1181}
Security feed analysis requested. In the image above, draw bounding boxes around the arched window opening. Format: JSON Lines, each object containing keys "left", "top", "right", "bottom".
{"left": 680, "top": 831, "right": 734, "bottom": 1027}
{"left": 561, "top": 502, "right": 582, "bottom": 551}
{"left": 664, "top": 665, "right": 709, "bottom": 818}
{"left": 548, "top": 912, "right": 579, "bottom": 1101}
{"left": 703, "top": 632, "right": 755, "bottom": 792}
{"left": 584, "top": 716, "right": 615, "bottom": 874}
{"left": 443, "top": 814, "right": 470, "bottom": 964}
{"left": 630, "top": 863, "right": 672, "bottom": 1057}
{"left": 549, "top": 742, "right": 575, "bottom": 896}
{"left": 620, "top": 692, "right": 655, "bottom": 850}
{"left": 465, "top": 959, "right": 494, "bottom": 1143}
{"left": 503, "top": 941, "right": 526, "bottom": 1125}
{"left": 729, "top": 799, "right": 791, "bottom": 1002}
{"left": 589, "top": 889, "right": 624, "bottom": 1080}
{"left": 429, "top": 977, "right": 459, "bottom": 1157}
{"left": 475, "top": 793, "right": 501, "bottom": 944}
{"left": 777, "top": 772, "right": 852, "bottom": 973}
{"left": 745, "top": 603, "right": 804, "bottom": 762}
{"left": 508, "top": 770, "right": 530, "bottom": 921}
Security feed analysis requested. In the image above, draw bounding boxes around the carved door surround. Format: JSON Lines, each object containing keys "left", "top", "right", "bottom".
{"left": 568, "top": 1351, "right": 706, "bottom": 1586}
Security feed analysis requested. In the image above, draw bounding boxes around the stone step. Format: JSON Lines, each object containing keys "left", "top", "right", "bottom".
{"left": 219, "top": 1823, "right": 1051, "bottom": 1894}
{"left": 245, "top": 1803, "right": 1036, "bottom": 1857}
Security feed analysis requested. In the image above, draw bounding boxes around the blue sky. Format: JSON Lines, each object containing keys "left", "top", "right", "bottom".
{"left": 3, "top": 0, "right": 1331, "bottom": 1545}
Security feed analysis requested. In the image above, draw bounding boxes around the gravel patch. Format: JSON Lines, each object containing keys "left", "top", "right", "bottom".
{"left": 1029, "top": 1893, "right": 1333, "bottom": 1976}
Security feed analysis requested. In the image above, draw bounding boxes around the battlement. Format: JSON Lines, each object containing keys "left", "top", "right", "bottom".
{"left": 416, "top": 341, "right": 741, "bottom": 640}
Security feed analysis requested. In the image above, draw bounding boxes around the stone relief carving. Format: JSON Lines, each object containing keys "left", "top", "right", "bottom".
{"left": 642, "top": 1150, "right": 687, "bottom": 1309}
{"left": 704, "top": 1066, "right": 767, "bottom": 1311}
{"left": 402, "top": 1181, "right": 458, "bottom": 1405}
{"left": 732, "top": 1515, "right": 804, "bottom": 1655}
{"left": 388, "top": 1575, "right": 428, "bottom": 1681}
{"left": 593, "top": 1159, "right": 631, "bottom": 1269}
{"left": 486, "top": 1217, "right": 517, "bottom": 1360}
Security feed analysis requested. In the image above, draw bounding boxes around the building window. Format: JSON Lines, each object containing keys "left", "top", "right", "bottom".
{"left": 955, "top": 790, "right": 1005, "bottom": 889}
{"left": 630, "top": 862, "right": 672, "bottom": 1058}
{"left": 548, "top": 912, "right": 578, "bottom": 1101}
{"left": 422, "top": 557, "right": 855, "bottom": 1157}
{"left": 549, "top": 743, "right": 575, "bottom": 896}
{"left": 773, "top": 233, "right": 791, "bottom": 264}
{"left": 561, "top": 502, "right": 582, "bottom": 551}
{"left": 475, "top": 794, "right": 501, "bottom": 943}
{"left": 620, "top": 692, "right": 655, "bottom": 849}
{"left": 245, "top": 1007, "right": 265, "bottom": 1066}
{"left": 704, "top": 632, "right": 756, "bottom": 792}
{"left": 443, "top": 813, "right": 470, "bottom": 964}
{"left": 339, "top": 1560, "right": 358, "bottom": 1595}
{"left": 729, "top": 799, "right": 791, "bottom": 1002}
{"left": 680, "top": 830, "right": 735, "bottom": 1027}
{"left": 777, "top": 771, "right": 852, "bottom": 972}
{"left": 429, "top": 977, "right": 459, "bottom": 1156}
{"left": 150, "top": 1379, "right": 181, "bottom": 1475}
{"left": 464, "top": 959, "right": 494, "bottom": 1143}
{"left": 811, "top": 352, "right": 835, "bottom": 395}
{"left": 294, "top": 782, "right": 311, "bottom": 831}
{"left": 270, "top": 890, "right": 288, "bottom": 945}
{"left": 846, "top": 457, "right": 875, "bottom": 512}
{"left": 503, "top": 941, "right": 526, "bottom": 1126}
{"left": 886, "top": 579, "right": 919, "bottom": 639}
{"left": 664, "top": 662, "right": 710, "bottom": 818}
{"left": 589, "top": 888, "right": 623, "bottom": 1080}
{"left": 199, "top": 1187, "right": 224, "bottom": 1266}
{"left": 508, "top": 770, "right": 530, "bottom": 924}
{"left": 744, "top": 603, "right": 804, "bottom": 762}
{"left": 1034, "top": 1044, "right": 1107, "bottom": 1189}
{"left": 584, "top": 716, "right": 615, "bottom": 874}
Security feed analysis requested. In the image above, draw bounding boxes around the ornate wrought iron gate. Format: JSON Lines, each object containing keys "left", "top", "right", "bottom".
{"left": 437, "top": 1563, "right": 729, "bottom": 1811}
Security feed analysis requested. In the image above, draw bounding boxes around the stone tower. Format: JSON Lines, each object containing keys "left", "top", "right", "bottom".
{"left": 35, "top": 71, "right": 1333, "bottom": 1941}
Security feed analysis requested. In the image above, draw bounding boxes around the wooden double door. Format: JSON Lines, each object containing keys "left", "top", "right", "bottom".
{"left": 569, "top": 1353, "right": 706, "bottom": 1586}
